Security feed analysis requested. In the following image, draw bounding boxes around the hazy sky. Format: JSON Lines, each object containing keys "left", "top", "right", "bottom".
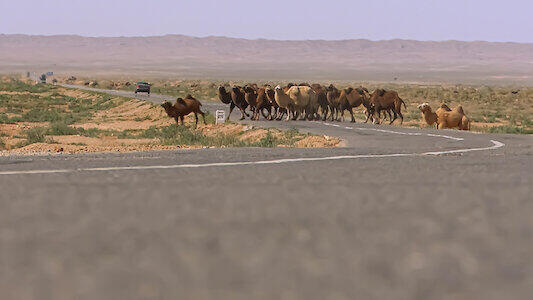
{"left": 1, "top": 0, "right": 532, "bottom": 42}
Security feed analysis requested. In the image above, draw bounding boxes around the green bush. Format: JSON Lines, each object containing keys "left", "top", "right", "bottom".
{"left": 487, "top": 126, "right": 533, "bottom": 134}
{"left": 0, "top": 113, "right": 16, "bottom": 124}
{"left": 20, "top": 109, "right": 63, "bottom": 123}
{"left": 23, "top": 127, "right": 48, "bottom": 144}
{"left": 252, "top": 132, "right": 279, "bottom": 147}
{"left": 47, "top": 122, "right": 82, "bottom": 135}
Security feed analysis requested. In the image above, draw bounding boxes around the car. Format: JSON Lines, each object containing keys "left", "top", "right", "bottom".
{"left": 135, "top": 82, "right": 151, "bottom": 94}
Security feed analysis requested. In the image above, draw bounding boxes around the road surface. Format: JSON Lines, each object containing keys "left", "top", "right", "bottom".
{"left": 0, "top": 85, "right": 532, "bottom": 300}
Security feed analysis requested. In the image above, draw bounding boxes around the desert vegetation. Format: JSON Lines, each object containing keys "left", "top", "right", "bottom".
{"left": 0, "top": 77, "right": 338, "bottom": 154}
{"left": 66, "top": 76, "right": 532, "bottom": 134}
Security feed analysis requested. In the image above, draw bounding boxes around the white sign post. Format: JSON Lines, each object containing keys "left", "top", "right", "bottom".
{"left": 215, "top": 110, "right": 226, "bottom": 124}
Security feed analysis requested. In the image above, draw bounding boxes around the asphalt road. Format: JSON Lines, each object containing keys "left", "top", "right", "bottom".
{"left": 0, "top": 85, "right": 532, "bottom": 300}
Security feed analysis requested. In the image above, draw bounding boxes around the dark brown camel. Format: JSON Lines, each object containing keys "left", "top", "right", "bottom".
{"left": 161, "top": 94, "right": 207, "bottom": 127}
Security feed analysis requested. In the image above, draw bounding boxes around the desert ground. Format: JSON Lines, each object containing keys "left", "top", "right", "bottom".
{"left": 0, "top": 76, "right": 338, "bottom": 154}
{"left": 60, "top": 75, "right": 533, "bottom": 134}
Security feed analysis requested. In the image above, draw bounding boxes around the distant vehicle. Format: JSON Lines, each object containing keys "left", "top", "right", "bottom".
{"left": 135, "top": 82, "right": 151, "bottom": 94}
{"left": 39, "top": 74, "right": 47, "bottom": 84}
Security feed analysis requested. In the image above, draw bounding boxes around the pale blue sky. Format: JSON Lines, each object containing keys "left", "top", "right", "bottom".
{"left": 1, "top": 0, "right": 532, "bottom": 42}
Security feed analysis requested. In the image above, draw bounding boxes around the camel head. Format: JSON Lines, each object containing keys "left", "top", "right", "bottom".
{"left": 418, "top": 103, "right": 438, "bottom": 126}
{"left": 417, "top": 102, "right": 432, "bottom": 113}
{"left": 161, "top": 101, "right": 173, "bottom": 115}
{"left": 243, "top": 86, "right": 255, "bottom": 94}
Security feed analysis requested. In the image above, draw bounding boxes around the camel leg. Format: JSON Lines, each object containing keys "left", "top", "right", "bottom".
{"left": 174, "top": 117, "right": 180, "bottom": 125}
{"left": 279, "top": 108, "right": 286, "bottom": 121}
{"left": 180, "top": 116, "right": 185, "bottom": 126}
{"left": 239, "top": 106, "right": 246, "bottom": 120}
{"left": 364, "top": 109, "right": 371, "bottom": 123}
{"left": 299, "top": 109, "right": 306, "bottom": 120}
{"left": 243, "top": 104, "right": 250, "bottom": 117}
{"left": 262, "top": 107, "right": 271, "bottom": 120}
{"left": 349, "top": 108, "right": 356, "bottom": 123}
{"left": 194, "top": 113, "right": 199, "bottom": 126}
{"left": 374, "top": 108, "right": 381, "bottom": 124}
{"left": 227, "top": 103, "right": 235, "bottom": 121}
{"left": 322, "top": 106, "right": 328, "bottom": 121}
{"left": 389, "top": 111, "right": 398, "bottom": 125}
{"left": 397, "top": 111, "right": 404, "bottom": 125}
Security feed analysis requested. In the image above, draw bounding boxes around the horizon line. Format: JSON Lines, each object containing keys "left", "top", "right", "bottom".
{"left": 1, "top": 33, "right": 532, "bottom": 45}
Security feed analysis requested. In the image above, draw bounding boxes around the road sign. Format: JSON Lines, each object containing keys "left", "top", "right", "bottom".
{"left": 215, "top": 110, "right": 225, "bottom": 124}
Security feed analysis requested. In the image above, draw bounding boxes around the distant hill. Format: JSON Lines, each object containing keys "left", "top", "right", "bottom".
{"left": 1, "top": 34, "right": 532, "bottom": 84}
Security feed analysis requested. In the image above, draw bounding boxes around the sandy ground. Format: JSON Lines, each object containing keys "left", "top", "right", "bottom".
{"left": 0, "top": 85, "right": 339, "bottom": 155}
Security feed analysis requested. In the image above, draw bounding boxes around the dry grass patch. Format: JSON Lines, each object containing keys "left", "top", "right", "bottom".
{"left": 1, "top": 79, "right": 339, "bottom": 155}
{"left": 68, "top": 76, "right": 533, "bottom": 133}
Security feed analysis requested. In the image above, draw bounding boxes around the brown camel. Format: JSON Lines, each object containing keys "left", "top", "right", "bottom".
{"left": 161, "top": 94, "right": 207, "bottom": 127}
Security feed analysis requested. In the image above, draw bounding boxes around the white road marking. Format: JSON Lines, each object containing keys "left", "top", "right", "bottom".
{"left": 0, "top": 169, "right": 72, "bottom": 175}
{"left": 319, "top": 122, "right": 464, "bottom": 141}
{"left": 0, "top": 140, "right": 505, "bottom": 176}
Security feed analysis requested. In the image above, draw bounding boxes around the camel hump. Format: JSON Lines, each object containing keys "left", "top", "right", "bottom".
{"left": 291, "top": 86, "right": 301, "bottom": 95}
{"left": 440, "top": 103, "right": 452, "bottom": 111}
{"left": 177, "top": 98, "right": 186, "bottom": 105}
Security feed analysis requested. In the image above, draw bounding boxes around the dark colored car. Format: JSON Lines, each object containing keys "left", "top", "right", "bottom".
{"left": 135, "top": 82, "right": 151, "bottom": 94}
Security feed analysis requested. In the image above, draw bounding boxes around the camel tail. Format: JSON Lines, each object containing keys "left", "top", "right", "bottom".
{"left": 401, "top": 98, "right": 407, "bottom": 110}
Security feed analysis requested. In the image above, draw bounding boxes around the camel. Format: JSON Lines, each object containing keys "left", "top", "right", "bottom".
{"left": 369, "top": 89, "right": 407, "bottom": 125}
{"left": 161, "top": 94, "right": 207, "bottom": 127}
{"left": 218, "top": 86, "right": 249, "bottom": 121}
{"left": 417, "top": 103, "right": 471, "bottom": 130}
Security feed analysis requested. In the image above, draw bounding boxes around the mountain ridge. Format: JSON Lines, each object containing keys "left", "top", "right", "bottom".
{"left": 1, "top": 34, "right": 532, "bottom": 84}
